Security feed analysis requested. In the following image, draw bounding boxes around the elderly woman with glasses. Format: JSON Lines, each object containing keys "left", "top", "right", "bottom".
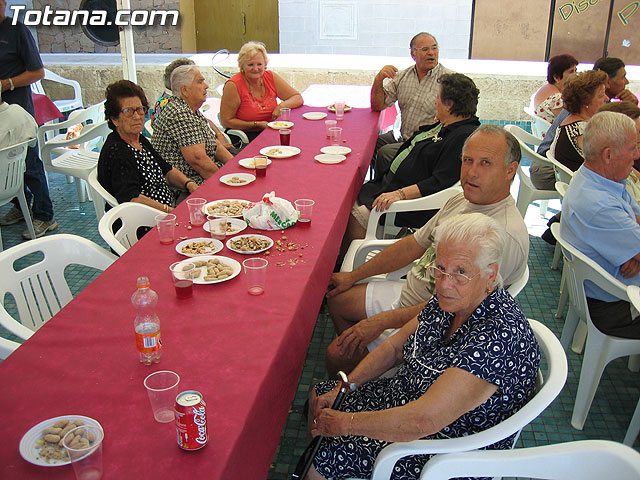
{"left": 307, "top": 213, "right": 540, "bottom": 480}
{"left": 98, "top": 80, "right": 197, "bottom": 213}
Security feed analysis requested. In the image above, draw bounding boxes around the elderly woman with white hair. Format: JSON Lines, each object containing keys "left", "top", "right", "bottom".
{"left": 307, "top": 213, "right": 540, "bottom": 480}
{"left": 151, "top": 64, "right": 233, "bottom": 186}
{"left": 220, "top": 40, "right": 303, "bottom": 142}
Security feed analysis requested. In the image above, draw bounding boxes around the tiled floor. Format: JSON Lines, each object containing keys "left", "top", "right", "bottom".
{"left": 1, "top": 170, "right": 639, "bottom": 480}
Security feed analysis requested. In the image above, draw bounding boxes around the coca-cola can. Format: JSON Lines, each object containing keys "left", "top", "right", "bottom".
{"left": 175, "top": 390, "right": 208, "bottom": 450}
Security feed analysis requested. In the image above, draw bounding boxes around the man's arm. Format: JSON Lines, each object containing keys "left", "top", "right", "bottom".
{"left": 180, "top": 143, "right": 219, "bottom": 179}
{"left": 1, "top": 67, "right": 44, "bottom": 93}
{"left": 370, "top": 65, "right": 398, "bottom": 112}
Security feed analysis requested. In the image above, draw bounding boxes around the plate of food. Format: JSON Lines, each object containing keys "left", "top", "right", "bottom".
{"left": 226, "top": 234, "right": 274, "bottom": 254}
{"left": 202, "top": 217, "right": 247, "bottom": 236}
{"left": 237, "top": 157, "right": 273, "bottom": 169}
{"left": 320, "top": 145, "right": 352, "bottom": 155}
{"left": 315, "top": 153, "right": 346, "bottom": 165}
{"left": 219, "top": 173, "right": 256, "bottom": 186}
{"left": 302, "top": 112, "right": 328, "bottom": 120}
{"left": 267, "top": 121, "right": 294, "bottom": 130}
{"left": 202, "top": 199, "right": 251, "bottom": 218}
{"left": 259, "top": 146, "right": 301, "bottom": 159}
{"left": 20, "top": 415, "right": 104, "bottom": 467}
{"left": 175, "top": 237, "right": 223, "bottom": 257}
{"left": 176, "top": 255, "right": 241, "bottom": 284}
{"left": 327, "top": 104, "right": 352, "bottom": 112}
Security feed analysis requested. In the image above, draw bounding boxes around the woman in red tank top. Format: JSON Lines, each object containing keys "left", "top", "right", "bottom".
{"left": 220, "top": 41, "right": 303, "bottom": 142}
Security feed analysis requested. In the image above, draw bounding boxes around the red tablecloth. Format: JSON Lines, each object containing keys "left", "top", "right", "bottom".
{"left": 0, "top": 97, "right": 380, "bottom": 479}
{"left": 32, "top": 93, "right": 64, "bottom": 125}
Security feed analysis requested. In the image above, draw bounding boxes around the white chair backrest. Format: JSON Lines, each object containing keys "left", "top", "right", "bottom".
{"left": 506, "top": 265, "right": 529, "bottom": 298}
{"left": 37, "top": 101, "right": 106, "bottom": 153}
{"left": 505, "top": 124, "right": 552, "bottom": 168}
{"left": 0, "top": 140, "right": 31, "bottom": 205}
{"left": 0, "top": 336, "right": 21, "bottom": 360}
{"left": 524, "top": 106, "right": 552, "bottom": 139}
{"left": 98, "top": 203, "right": 160, "bottom": 256}
{"left": 0, "top": 234, "right": 117, "bottom": 338}
{"left": 40, "top": 121, "right": 111, "bottom": 167}
{"left": 366, "top": 319, "right": 567, "bottom": 480}
{"left": 41, "top": 68, "right": 83, "bottom": 113}
{"left": 418, "top": 440, "right": 640, "bottom": 480}
{"left": 144, "top": 119, "right": 153, "bottom": 137}
{"left": 545, "top": 150, "right": 575, "bottom": 184}
{"left": 87, "top": 167, "right": 118, "bottom": 220}
{"left": 555, "top": 181, "right": 569, "bottom": 198}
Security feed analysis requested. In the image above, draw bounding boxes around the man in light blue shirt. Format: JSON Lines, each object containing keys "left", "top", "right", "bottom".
{"left": 560, "top": 111, "right": 640, "bottom": 338}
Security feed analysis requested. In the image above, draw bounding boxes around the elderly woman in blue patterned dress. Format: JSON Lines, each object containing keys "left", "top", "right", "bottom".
{"left": 307, "top": 213, "right": 540, "bottom": 480}
{"left": 98, "top": 80, "right": 197, "bottom": 213}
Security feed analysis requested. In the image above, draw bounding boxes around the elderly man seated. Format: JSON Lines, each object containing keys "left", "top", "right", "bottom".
{"left": 151, "top": 65, "right": 233, "bottom": 185}
{"left": 560, "top": 111, "right": 640, "bottom": 338}
{"left": 326, "top": 124, "right": 529, "bottom": 377}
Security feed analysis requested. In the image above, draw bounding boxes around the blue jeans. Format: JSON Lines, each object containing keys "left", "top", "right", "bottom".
{"left": 12, "top": 144, "right": 54, "bottom": 222}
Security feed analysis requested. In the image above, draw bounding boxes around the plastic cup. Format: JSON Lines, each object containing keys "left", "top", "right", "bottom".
{"left": 155, "top": 213, "right": 176, "bottom": 245}
{"left": 334, "top": 100, "right": 346, "bottom": 120}
{"left": 253, "top": 155, "right": 268, "bottom": 177}
{"left": 144, "top": 370, "right": 181, "bottom": 423}
{"left": 62, "top": 425, "right": 104, "bottom": 480}
{"left": 169, "top": 261, "right": 195, "bottom": 299}
{"left": 243, "top": 257, "right": 268, "bottom": 295}
{"left": 280, "top": 129, "right": 291, "bottom": 146}
{"left": 325, "top": 119, "right": 337, "bottom": 137}
{"left": 329, "top": 127, "right": 342, "bottom": 146}
{"left": 280, "top": 107, "right": 291, "bottom": 121}
{"left": 295, "top": 199, "right": 315, "bottom": 224}
{"left": 186, "top": 198, "right": 206, "bottom": 226}
{"left": 208, "top": 215, "right": 227, "bottom": 241}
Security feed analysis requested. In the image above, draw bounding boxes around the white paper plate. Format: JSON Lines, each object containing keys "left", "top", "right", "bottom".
{"left": 302, "top": 112, "right": 328, "bottom": 120}
{"left": 20, "top": 415, "right": 103, "bottom": 467}
{"left": 175, "top": 237, "right": 223, "bottom": 257}
{"left": 327, "top": 104, "right": 352, "bottom": 112}
{"left": 315, "top": 153, "right": 346, "bottom": 164}
{"left": 267, "top": 121, "right": 294, "bottom": 130}
{"left": 259, "top": 146, "right": 301, "bottom": 159}
{"left": 202, "top": 199, "right": 251, "bottom": 218}
{"left": 320, "top": 146, "right": 352, "bottom": 155}
{"left": 226, "top": 234, "right": 274, "bottom": 254}
{"left": 177, "top": 255, "right": 241, "bottom": 284}
{"left": 237, "top": 157, "right": 273, "bottom": 169}
{"left": 219, "top": 173, "right": 256, "bottom": 186}
{"left": 202, "top": 217, "right": 248, "bottom": 236}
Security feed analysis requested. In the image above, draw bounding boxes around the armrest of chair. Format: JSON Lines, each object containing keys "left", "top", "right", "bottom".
{"left": 352, "top": 239, "right": 398, "bottom": 270}
{"left": 0, "top": 309, "right": 35, "bottom": 341}
{"left": 226, "top": 128, "right": 250, "bottom": 145}
{"left": 44, "top": 68, "right": 82, "bottom": 102}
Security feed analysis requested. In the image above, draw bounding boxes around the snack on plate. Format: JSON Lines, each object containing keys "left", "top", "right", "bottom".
{"left": 229, "top": 235, "right": 271, "bottom": 251}
{"left": 192, "top": 258, "right": 234, "bottom": 281}
{"left": 225, "top": 222, "right": 239, "bottom": 233}
{"left": 207, "top": 200, "right": 248, "bottom": 216}
{"left": 271, "top": 121, "right": 291, "bottom": 128}
{"left": 34, "top": 418, "right": 86, "bottom": 464}
{"left": 181, "top": 240, "right": 214, "bottom": 255}
{"left": 228, "top": 176, "right": 247, "bottom": 184}
{"left": 264, "top": 147, "right": 284, "bottom": 156}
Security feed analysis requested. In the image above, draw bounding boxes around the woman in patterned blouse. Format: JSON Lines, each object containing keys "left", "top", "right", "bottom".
{"left": 307, "top": 213, "right": 540, "bottom": 480}
{"left": 531, "top": 54, "right": 578, "bottom": 123}
{"left": 98, "top": 80, "right": 197, "bottom": 213}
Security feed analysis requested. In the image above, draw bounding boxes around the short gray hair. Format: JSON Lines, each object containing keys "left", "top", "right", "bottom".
{"left": 170, "top": 65, "right": 200, "bottom": 98}
{"left": 238, "top": 41, "right": 268, "bottom": 71}
{"left": 410, "top": 32, "right": 438, "bottom": 49}
{"left": 164, "top": 57, "right": 195, "bottom": 90}
{"left": 433, "top": 213, "right": 506, "bottom": 288}
{"left": 462, "top": 124, "right": 521, "bottom": 167}
{"left": 583, "top": 111, "right": 637, "bottom": 163}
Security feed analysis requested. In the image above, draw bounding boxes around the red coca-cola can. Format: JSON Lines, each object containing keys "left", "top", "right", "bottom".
{"left": 175, "top": 390, "right": 208, "bottom": 450}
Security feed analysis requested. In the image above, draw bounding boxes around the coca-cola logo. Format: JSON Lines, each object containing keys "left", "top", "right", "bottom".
{"left": 193, "top": 405, "right": 207, "bottom": 444}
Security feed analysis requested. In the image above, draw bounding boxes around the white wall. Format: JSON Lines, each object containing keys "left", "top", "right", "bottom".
{"left": 278, "top": 0, "right": 473, "bottom": 59}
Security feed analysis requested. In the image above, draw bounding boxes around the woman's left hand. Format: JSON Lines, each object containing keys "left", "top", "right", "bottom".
{"left": 272, "top": 104, "right": 282, "bottom": 119}
{"left": 311, "top": 409, "right": 350, "bottom": 438}
{"left": 187, "top": 181, "right": 198, "bottom": 194}
{"left": 372, "top": 191, "right": 402, "bottom": 212}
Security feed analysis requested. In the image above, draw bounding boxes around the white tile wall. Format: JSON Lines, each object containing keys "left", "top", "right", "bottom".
{"left": 279, "top": 0, "right": 473, "bottom": 59}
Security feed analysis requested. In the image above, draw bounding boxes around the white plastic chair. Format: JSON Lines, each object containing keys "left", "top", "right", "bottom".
{"left": 347, "top": 318, "right": 567, "bottom": 480}
{"left": 0, "top": 234, "right": 117, "bottom": 340}
{"left": 0, "top": 139, "right": 37, "bottom": 251}
{"left": 32, "top": 68, "right": 83, "bottom": 114}
{"left": 524, "top": 106, "right": 552, "bottom": 139}
{"left": 144, "top": 119, "right": 153, "bottom": 137}
{"left": 551, "top": 223, "right": 640, "bottom": 430}
{"left": 554, "top": 181, "right": 570, "bottom": 317}
{"left": 546, "top": 149, "right": 575, "bottom": 185}
{"left": 504, "top": 124, "right": 560, "bottom": 218}
{"left": 418, "top": 440, "right": 640, "bottom": 480}
{"left": 98, "top": 202, "right": 160, "bottom": 256}
{"left": 37, "top": 100, "right": 106, "bottom": 150}
{"left": 86, "top": 167, "right": 118, "bottom": 221}
{"left": 39, "top": 120, "right": 111, "bottom": 207}
{"left": 0, "top": 336, "right": 21, "bottom": 360}
{"left": 624, "top": 285, "right": 640, "bottom": 446}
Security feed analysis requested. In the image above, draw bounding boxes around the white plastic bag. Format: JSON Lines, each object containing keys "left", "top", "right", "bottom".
{"left": 243, "top": 191, "right": 299, "bottom": 230}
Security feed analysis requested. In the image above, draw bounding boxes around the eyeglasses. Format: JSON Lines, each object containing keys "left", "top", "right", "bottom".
{"left": 427, "top": 263, "right": 479, "bottom": 286}
{"left": 413, "top": 46, "right": 438, "bottom": 53}
{"left": 120, "top": 106, "right": 148, "bottom": 117}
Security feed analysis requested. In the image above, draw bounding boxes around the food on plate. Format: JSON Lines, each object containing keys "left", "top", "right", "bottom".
{"left": 227, "top": 176, "right": 247, "bottom": 184}
{"left": 271, "top": 121, "right": 291, "bottom": 128}
{"left": 192, "top": 258, "right": 235, "bottom": 281}
{"left": 181, "top": 240, "right": 214, "bottom": 255}
{"left": 207, "top": 200, "right": 248, "bottom": 216}
{"left": 328, "top": 104, "right": 351, "bottom": 111}
{"left": 230, "top": 235, "right": 271, "bottom": 252}
{"left": 34, "top": 418, "right": 86, "bottom": 464}
{"left": 225, "top": 222, "right": 240, "bottom": 233}
{"left": 264, "top": 147, "right": 284, "bottom": 156}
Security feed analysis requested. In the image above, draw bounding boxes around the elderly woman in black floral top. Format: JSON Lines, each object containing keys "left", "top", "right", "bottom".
{"left": 98, "top": 80, "right": 198, "bottom": 213}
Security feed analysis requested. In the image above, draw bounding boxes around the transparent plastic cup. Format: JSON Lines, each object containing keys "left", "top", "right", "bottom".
{"left": 208, "top": 215, "right": 228, "bottom": 241}
{"left": 144, "top": 370, "right": 181, "bottom": 423}
{"left": 279, "top": 107, "right": 291, "bottom": 121}
{"left": 324, "top": 119, "right": 337, "bottom": 137}
{"left": 169, "top": 261, "right": 195, "bottom": 299}
{"left": 186, "top": 198, "right": 206, "bottom": 226}
{"left": 62, "top": 425, "right": 104, "bottom": 480}
{"left": 155, "top": 213, "right": 176, "bottom": 245}
{"left": 329, "top": 127, "right": 342, "bottom": 146}
{"left": 334, "top": 100, "right": 346, "bottom": 120}
{"left": 243, "top": 257, "right": 268, "bottom": 295}
{"left": 295, "top": 199, "right": 315, "bottom": 224}
{"left": 253, "top": 155, "right": 268, "bottom": 177}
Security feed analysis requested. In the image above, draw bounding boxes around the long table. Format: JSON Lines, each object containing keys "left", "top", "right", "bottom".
{"left": 0, "top": 87, "right": 382, "bottom": 479}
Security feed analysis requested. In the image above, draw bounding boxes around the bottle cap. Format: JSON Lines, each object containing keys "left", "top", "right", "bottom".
{"left": 137, "top": 276, "right": 150, "bottom": 288}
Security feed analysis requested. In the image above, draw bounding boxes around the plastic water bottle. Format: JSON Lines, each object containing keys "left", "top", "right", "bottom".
{"left": 132, "top": 276, "right": 162, "bottom": 365}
